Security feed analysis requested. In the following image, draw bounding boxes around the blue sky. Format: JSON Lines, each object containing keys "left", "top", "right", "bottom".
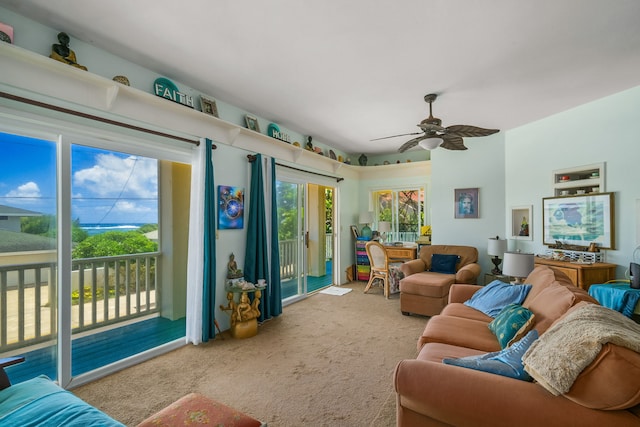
{"left": 0, "top": 132, "right": 158, "bottom": 224}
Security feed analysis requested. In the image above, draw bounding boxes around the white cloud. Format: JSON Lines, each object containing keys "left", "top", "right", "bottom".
{"left": 6, "top": 181, "right": 41, "bottom": 198}
{"left": 73, "top": 154, "right": 157, "bottom": 198}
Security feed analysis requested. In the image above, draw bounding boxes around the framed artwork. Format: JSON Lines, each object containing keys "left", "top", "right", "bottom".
{"left": 510, "top": 205, "right": 532, "bottom": 240}
{"left": 245, "top": 114, "right": 260, "bottom": 132}
{"left": 200, "top": 95, "right": 218, "bottom": 117}
{"left": 350, "top": 225, "right": 359, "bottom": 239}
{"left": 218, "top": 185, "right": 244, "bottom": 229}
{"left": 0, "top": 22, "right": 14, "bottom": 44}
{"left": 542, "top": 192, "right": 615, "bottom": 249}
{"left": 454, "top": 188, "right": 479, "bottom": 219}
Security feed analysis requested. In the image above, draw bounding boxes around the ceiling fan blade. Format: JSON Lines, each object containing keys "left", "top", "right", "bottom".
{"left": 440, "top": 135, "right": 467, "bottom": 150}
{"left": 370, "top": 131, "right": 422, "bottom": 141}
{"left": 398, "top": 135, "right": 429, "bottom": 153}
{"left": 445, "top": 125, "right": 499, "bottom": 138}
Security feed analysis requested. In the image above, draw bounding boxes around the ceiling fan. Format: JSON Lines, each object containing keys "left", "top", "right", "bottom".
{"left": 372, "top": 94, "right": 499, "bottom": 152}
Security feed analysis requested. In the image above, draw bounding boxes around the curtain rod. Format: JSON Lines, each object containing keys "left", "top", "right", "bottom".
{"left": 247, "top": 154, "right": 344, "bottom": 182}
{"left": 0, "top": 91, "right": 217, "bottom": 147}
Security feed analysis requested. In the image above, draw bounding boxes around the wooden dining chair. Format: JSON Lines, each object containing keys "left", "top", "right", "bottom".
{"left": 364, "top": 240, "right": 390, "bottom": 298}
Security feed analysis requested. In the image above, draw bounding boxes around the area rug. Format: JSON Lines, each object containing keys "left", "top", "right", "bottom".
{"left": 318, "top": 286, "right": 353, "bottom": 296}
{"left": 73, "top": 281, "right": 427, "bottom": 426}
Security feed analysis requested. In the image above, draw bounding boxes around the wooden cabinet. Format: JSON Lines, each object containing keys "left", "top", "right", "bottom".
{"left": 534, "top": 257, "right": 617, "bottom": 291}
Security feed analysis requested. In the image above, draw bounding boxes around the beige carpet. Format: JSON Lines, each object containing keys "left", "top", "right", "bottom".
{"left": 73, "top": 281, "right": 428, "bottom": 426}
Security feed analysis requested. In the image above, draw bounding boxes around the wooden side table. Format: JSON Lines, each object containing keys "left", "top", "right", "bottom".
{"left": 484, "top": 273, "right": 510, "bottom": 285}
{"left": 534, "top": 257, "right": 617, "bottom": 291}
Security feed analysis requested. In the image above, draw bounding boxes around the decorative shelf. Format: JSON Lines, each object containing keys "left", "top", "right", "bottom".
{"left": 552, "top": 162, "right": 605, "bottom": 196}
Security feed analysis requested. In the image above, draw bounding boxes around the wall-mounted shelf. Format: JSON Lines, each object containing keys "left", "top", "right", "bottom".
{"left": 552, "top": 162, "right": 605, "bottom": 196}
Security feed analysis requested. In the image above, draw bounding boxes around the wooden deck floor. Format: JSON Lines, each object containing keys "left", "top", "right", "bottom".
{"left": 5, "top": 316, "right": 186, "bottom": 385}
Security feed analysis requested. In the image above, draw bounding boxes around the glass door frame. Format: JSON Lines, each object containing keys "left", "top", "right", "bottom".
{"left": 276, "top": 169, "right": 338, "bottom": 305}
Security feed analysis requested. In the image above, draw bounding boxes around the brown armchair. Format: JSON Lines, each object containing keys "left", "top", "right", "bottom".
{"left": 399, "top": 245, "right": 481, "bottom": 316}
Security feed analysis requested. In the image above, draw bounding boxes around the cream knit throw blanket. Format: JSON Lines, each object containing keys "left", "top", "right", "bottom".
{"left": 522, "top": 304, "right": 640, "bottom": 396}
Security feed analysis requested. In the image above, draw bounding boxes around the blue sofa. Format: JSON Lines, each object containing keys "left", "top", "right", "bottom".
{"left": 0, "top": 358, "right": 123, "bottom": 426}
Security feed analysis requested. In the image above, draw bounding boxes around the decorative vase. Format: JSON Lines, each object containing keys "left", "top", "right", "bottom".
{"left": 358, "top": 153, "right": 368, "bottom": 166}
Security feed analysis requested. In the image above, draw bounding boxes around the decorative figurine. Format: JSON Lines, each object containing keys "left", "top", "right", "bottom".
{"left": 50, "top": 32, "right": 87, "bottom": 70}
{"left": 227, "top": 253, "right": 243, "bottom": 279}
{"left": 358, "top": 153, "right": 368, "bottom": 166}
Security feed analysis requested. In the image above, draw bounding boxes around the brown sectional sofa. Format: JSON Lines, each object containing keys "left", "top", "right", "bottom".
{"left": 394, "top": 265, "right": 640, "bottom": 426}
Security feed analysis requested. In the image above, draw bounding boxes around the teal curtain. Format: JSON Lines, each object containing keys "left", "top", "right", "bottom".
{"left": 245, "top": 154, "right": 282, "bottom": 322}
{"left": 268, "top": 157, "right": 282, "bottom": 317}
{"left": 202, "top": 138, "right": 216, "bottom": 341}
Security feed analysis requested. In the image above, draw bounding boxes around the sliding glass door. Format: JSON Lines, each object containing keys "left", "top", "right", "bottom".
{"left": 276, "top": 177, "right": 335, "bottom": 302}
{"left": 1, "top": 125, "right": 188, "bottom": 388}
{"left": 0, "top": 132, "right": 59, "bottom": 381}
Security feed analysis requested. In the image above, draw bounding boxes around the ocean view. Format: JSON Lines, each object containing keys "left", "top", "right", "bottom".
{"left": 80, "top": 223, "right": 147, "bottom": 236}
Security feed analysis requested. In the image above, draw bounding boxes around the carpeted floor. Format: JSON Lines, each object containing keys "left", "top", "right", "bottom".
{"left": 73, "top": 281, "right": 428, "bottom": 426}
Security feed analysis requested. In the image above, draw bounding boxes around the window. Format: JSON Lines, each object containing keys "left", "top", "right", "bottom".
{"left": 374, "top": 187, "right": 424, "bottom": 242}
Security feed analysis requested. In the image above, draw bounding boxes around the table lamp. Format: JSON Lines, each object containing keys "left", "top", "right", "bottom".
{"left": 502, "top": 252, "right": 535, "bottom": 285}
{"left": 359, "top": 212, "right": 373, "bottom": 239}
{"left": 377, "top": 221, "right": 391, "bottom": 243}
{"left": 487, "top": 236, "right": 507, "bottom": 274}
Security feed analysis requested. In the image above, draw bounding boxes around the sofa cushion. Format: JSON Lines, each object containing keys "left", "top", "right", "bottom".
{"left": 417, "top": 315, "right": 502, "bottom": 352}
{"left": 430, "top": 254, "right": 460, "bottom": 274}
{"left": 443, "top": 329, "right": 539, "bottom": 381}
{"left": 564, "top": 343, "right": 640, "bottom": 410}
{"left": 440, "top": 302, "right": 494, "bottom": 322}
{"left": 417, "top": 342, "right": 487, "bottom": 363}
{"left": 464, "top": 280, "right": 532, "bottom": 317}
{"left": 488, "top": 304, "right": 535, "bottom": 349}
{"left": 521, "top": 265, "right": 559, "bottom": 302}
{"left": 523, "top": 281, "right": 590, "bottom": 334}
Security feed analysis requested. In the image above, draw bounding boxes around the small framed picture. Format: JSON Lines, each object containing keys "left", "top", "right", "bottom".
{"left": 510, "top": 205, "right": 532, "bottom": 240}
{"left": 200, "top": 95, "right": 218, "bottom": 117}
{"left": 350, "top": 225, "right": 359, "bottom": 239}
{"left": 245, "top": 115, "right": 260, "bottom": 132}
{"left": 0, "top": 22, "right": 14, "bottom": 44}
{"left": 454, "top": 188, "right": 479, "bottom": 219}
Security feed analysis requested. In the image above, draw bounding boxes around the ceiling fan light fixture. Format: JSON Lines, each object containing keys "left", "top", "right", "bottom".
{"left": 419, "top": 138, "right": 444, "bottom": 150}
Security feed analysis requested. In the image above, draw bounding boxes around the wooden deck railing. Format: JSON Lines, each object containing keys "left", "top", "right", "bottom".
{"left": 0, "top": 252, "right": 159, "bottom": 353}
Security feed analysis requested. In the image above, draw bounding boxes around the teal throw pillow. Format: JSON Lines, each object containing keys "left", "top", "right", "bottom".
{"left": 443, "top": 329, "right": 539, "bottom": 381}
{"left": 464, "top": 280, "right": 532, "bottom": 317}
{"left": 430, "top": 253, "right": 460, "bottom": 274}
{"left": 488, "top": 303, "right": 535, "bottom": 349}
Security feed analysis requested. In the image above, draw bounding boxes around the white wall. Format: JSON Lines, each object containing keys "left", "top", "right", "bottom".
{"left": 429, "top": 85, "right": 640, "bottom": 280}
{"left": 430, "top": 133, "right": 507, "bottom": 277}
{"left": 505, "top": 86, "right": 640, "bottom": 276}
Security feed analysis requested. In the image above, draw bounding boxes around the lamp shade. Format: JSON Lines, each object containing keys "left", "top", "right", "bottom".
{"left": 502, "top": 252, "right": 535, "bottom": 283}
{"left": 487, "top": 238, "right": 507, "bottom": 257}
{"left": 377, "top": 221, "right": 391, "bottom": 233}
{"left": 418, "top": 138, "right": 444, "bottom": 150}
{"left": 358, "top": 211, "right": 373, "bottom": 224}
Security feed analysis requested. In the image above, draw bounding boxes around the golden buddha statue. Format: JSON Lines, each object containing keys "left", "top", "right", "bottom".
{"left": 50, "top": 32, "right": 87, "bottom": 71}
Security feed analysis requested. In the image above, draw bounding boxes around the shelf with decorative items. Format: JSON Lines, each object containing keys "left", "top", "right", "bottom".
{"left": 552, "top": 162, "right": 605, "bottom": 197}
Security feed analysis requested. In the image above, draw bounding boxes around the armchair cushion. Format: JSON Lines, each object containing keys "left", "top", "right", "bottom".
{"left": 430, "top": 254, "right": 460, "bottom": 274}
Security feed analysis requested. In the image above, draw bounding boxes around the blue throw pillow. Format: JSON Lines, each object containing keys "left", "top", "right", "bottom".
{"left": 488, "top": 303, "right": 535, "bottom": 349}
{"left": 443, "top": 329, "right": 539, "bottom": 381}
{"left": 464, "top": 280, "right": 532, "bottom": 317}
{"left": 430, "top": 254, "right": 460, "bottom": 274}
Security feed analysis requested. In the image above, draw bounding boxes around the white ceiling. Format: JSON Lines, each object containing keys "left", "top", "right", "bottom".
{"left": 2, "top": 0, "right": 640, "bottom": 155}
